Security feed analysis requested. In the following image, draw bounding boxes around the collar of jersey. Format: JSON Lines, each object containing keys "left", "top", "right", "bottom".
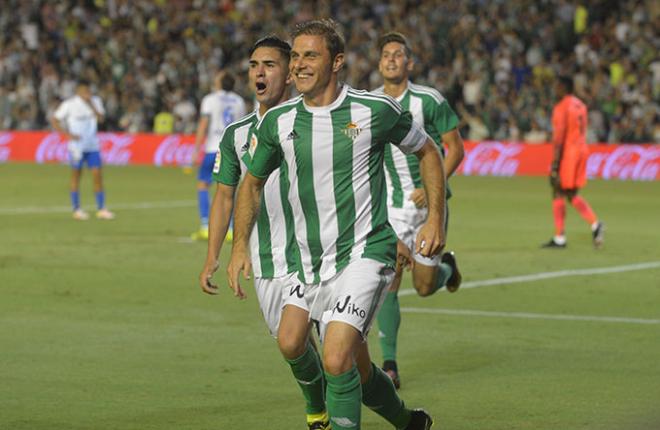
{"left": 301, "top": 84, "right": 348, "bottom": 113}
{"left": 394, "top": 81, "right": 411, "bottom": 102}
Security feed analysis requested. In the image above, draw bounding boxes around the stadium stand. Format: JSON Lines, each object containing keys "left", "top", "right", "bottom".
{"left": 0, "top": 0, "right": 657, "bottom": 143}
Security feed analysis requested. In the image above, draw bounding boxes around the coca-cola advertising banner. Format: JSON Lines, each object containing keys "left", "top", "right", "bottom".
{"left": 1, "top": 132, "right": 658, "bottom": 181}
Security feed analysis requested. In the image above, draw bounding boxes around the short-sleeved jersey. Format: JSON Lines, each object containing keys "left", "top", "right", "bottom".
{"left": 374, "top": 82, "right": 459, "bottom": 210}
{"left": 552, "top": 95, "right": 588, "bottom": 158}
{"left": 53, "top": 95, "right": 105, "bottom": 152}
{"left": 249, "top": 84, "right": 429, "bottom": 284}
{"left": 200, "top": 90, "right": 247, "bottom": 153}
{"left": 212, "top": 111, "right": 299, "bottom": 279}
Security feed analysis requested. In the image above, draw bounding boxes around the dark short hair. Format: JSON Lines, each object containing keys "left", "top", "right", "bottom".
{"left": 249, "top": 35, "right": 291, "bottom": 61}
{"left": 558, "top": 75, "right": 574, "bottom": 93}
{"left": 77, "top": 79, "right": 91, "bottom": 88}
{"left": 378, "top": 31, "right": 412, "bottom": 57}
{"left": 221, "top": 72, "right": 236, "bottom": 91}
{"left": 290, "top": 19, "right": 345, "bottom": 59}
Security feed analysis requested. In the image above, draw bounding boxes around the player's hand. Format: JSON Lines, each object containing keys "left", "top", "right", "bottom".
{"left": 415, "top": 219, "right": 445, "bottom": 258}
{"left": 396, "top": 239, "right": 413, "bottom": 274}
{"left": 226, "top": 246, "right": 251, "bottom": 300}
{"left": 549, "top": 170, "right": 559, "bottom": 190}
{"left": 199, "top": 259, "right": 220, "bottom": 295}
{"left": 409, "top": 188, "right": 427, "bottom": 208}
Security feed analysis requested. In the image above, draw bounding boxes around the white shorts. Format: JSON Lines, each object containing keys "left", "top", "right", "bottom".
{"left": 254, "top": 272, "right": 299, "bottom": 337}
{"left": 284, "top": 258, "right": 395, "bottom": 340}
{"left": 389, "top": 207, "right": 441, "bottom": 267}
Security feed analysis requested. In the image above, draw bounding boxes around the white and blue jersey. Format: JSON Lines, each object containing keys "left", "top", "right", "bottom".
{"left": 200, "top": 90, "right": 246, "bottom": 154}
{"left": 53, "top": 95, "right": 104, "bottom": 158}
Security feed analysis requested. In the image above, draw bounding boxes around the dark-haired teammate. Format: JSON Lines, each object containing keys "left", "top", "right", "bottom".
{"left": 542, "top": 76, "right": 604, "bottom": 248}
{"left": 374, "top": 31, "right": 465, "bottom": 388}
{"left": 198, "top": 37, "right": 328, "bottom": 430}
{"left": 228, "top": 20, "right": 442, "bottom": 430}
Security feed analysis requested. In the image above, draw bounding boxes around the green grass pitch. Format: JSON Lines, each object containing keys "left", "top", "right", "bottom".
{"left": 1, "top": 163, "right": 659, "bottom": 430}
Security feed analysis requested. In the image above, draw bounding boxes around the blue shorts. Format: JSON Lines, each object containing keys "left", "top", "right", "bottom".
{"left": 198, "top": 153, "right": 217, "bottom": 183}
{"left": 70, "top": 151, "right": 102, "bottom": 170}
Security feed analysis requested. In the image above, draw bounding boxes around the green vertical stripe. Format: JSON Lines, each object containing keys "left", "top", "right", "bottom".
{"left": 293, "top": 110, "right": 322, "bottom": 284}
{"left": 330, "top": 107, "right": 356, "bottom": 272}
{"left": 405, "top": 154, "right": 422, "bottom": 188}
{"left": 384, "top": 144, "right": 403, "bottom": 207}
{"left": 279, "top": 157, "right": 302, "bottom": 274}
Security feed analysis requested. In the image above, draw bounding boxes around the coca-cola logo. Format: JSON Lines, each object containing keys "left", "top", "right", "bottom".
{"left": 36, "top": 132, "right": 69, "bottom": 163}
{"left": 98, "top": 133, "right": 134, "bottom": 166}
{"left": 0, "top": 132, "right": 12, "bottom": 162}
{"left": 587, "top": 146, "right": 660, "bottom": 181}
{"left": 153, "top": 135, "right": 195, "bottom": 166}
{"left": 462, "top": 142, "right": 522, "bottom": 177}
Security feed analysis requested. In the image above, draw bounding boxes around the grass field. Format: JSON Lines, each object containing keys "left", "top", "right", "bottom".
{"left": 1, "top": 163, "right": 659, "bottom": 430}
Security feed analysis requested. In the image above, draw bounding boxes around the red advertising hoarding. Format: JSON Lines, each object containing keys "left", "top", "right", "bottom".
{"left": 1, "top": 131, "right": 658, "bottom": 181}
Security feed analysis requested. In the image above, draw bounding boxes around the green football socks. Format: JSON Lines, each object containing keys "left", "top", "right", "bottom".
{"left": 286, "top": 341, "right": 326, "bottom": 415}
{"left": 362, "top": 362, "right": 412, "bottom": 429}
{"left": 434, "top": 261, "right": 453, "bottom": 293}
{"left": 325, "top": 366, "right": 362, "bottom": 429}
{"left": 377, "top": 291, "right": 400, "bottom": 362}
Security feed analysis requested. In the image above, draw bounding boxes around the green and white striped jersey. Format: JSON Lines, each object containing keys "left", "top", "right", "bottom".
{"left": 212, "top": 111, "right": 299, "bottom": 279}
{"left": 374, "top": 82, "right": 459, "bottom": 210}
{"left": 249, "top": 84, "right": 429, "bottom": 284}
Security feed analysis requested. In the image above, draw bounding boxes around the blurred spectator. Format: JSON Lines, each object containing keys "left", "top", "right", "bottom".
{"left": 0, "top": 0, "right": 657, "bottom": 143}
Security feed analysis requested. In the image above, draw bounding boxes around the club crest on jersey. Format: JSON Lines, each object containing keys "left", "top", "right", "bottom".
{"left": 212, "top": 150, "right": 221, "bottom": 173}
{"left": 342, "top": 122, "right": 361, "bottom": 140}
{"left": 248, "top": 134, "right": 258, "bottom": 157}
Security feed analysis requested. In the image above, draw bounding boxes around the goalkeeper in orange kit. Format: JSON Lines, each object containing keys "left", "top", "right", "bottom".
{"left": 543, "top": 76, "right": 604, "bottom": 249}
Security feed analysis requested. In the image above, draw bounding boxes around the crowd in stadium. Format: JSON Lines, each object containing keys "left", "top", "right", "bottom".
{"left": 1, "top": 0, "right": 658, "bottom": 143}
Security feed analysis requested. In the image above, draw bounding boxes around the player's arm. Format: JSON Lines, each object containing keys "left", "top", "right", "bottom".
{"left": 227, "top": 121, "right": 281, "bottom": 299}
{"left": 441, "top": 128, "right": 464, "bottom": 178}
{"left": 414, "top": 139, "right": 446, "bottom": 257}
{"left": 50, "top": 107, "right": 79, "bottom": 141}
{"left": 550, "top": 105, "right": 566, "bottom": 188}
{"left": 194, "top": 116, "right": 209, "bottom": 164}
{"left": 199, "top": 183, "right": 236, "bottom": 295}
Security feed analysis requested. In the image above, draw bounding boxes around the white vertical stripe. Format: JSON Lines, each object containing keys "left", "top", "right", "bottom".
{"left": 349, "top": 102, "right": 373, "bottom": 258}
{"left": 312, "top": 112, "right": 339, "bottom": 277}
{"left": 278, "top": 110, "right": 315, "bottom": 280}
{"left": 409, "top": 95, "right": 424, "bottom": 128}
{"left": 262, "top": 170, "right": 288, "bottom": 276}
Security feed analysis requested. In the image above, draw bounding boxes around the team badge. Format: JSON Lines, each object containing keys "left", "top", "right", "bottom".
{"left": 248, "top": 134, "right": 258, "bottom": 157}
{"left": 342, "top": 122, "right": 361, "bottom": 140}
{"left": 212, "top": 150, "right": 221, "bottom": 173}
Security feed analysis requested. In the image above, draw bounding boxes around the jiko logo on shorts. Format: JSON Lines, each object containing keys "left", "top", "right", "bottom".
{"left": 289, "top": 284, "right": 304, "bottom": 299}
{"left": 333, "top": 295, "right": 366, "bottom": 319}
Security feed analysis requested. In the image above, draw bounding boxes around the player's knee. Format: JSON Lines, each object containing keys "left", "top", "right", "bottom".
{"left": 322, "top": 348, "right": 353, "bottom": 376}
{"left": 277, "top": 333, "right": 306, "bottom": 360}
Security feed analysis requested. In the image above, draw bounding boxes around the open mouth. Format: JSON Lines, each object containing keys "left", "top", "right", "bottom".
{"left": 255, "top": 82, "right": 267, "bottom": 95}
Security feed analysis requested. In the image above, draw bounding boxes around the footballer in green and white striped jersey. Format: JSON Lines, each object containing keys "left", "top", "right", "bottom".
{"left": 248, "top": 84, "right": 430, "bottom": 285}
{"left": 374, "top": 82, "right": 459, "bottom": 211}
{"left": 213, "top": 110, "right": 300, "bottom": 279}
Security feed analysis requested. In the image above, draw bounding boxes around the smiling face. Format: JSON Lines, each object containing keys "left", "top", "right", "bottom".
{"left": 248, "top": 46, "right": 289, "bottom": 110}
{"left": 290, "top": 34, "right": 342, "bottom": 100}
{"left": 379, "top": 41, "right": 413, "bottom": 84}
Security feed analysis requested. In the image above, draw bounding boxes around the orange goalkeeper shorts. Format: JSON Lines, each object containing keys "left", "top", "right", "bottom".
{"left": 559, "top": 152, "right": 587, "bottom": 190}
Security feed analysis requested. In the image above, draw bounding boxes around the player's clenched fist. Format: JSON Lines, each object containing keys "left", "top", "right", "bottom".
{"left": 415, "top": 221, "right": 445, "bottom": 258}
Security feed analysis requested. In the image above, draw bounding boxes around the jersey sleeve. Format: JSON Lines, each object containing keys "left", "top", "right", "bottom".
{"left": 53, "top": 101, "right": 69, "bottom": 121}
{"left": 200, "top": 95, "right": 213, "bottom": 117}
{"left": 92, "top": 96, "right": 105, "bottom": 116}
{"left": 212, "top": 127, "right": 242, "bottom": 186}
{"left": 428, "top": 99, "right": 459, "bottom": 136}
{"left": 248, "top": 116, "right": 282, "bottom": 179}
{"left": 551, "top": 103, "right": 566, "bottom": 146}
{"left": 379, "top": 102, "right": 429, "bottom": 154}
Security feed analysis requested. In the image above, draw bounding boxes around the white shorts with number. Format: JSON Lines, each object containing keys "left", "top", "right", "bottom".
{"left": 388, "top": 206, "right": 440, "bottom": 267}
{"left": 282, "top": 258, "right": 395, "bottom": 340}
{"left": 254, "top": 272, "right": 299, "bottom": 337}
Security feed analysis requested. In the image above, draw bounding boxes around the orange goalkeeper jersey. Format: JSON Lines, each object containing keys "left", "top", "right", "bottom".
{"left": 552, "top": 95, "right": 588, "bottom": 157}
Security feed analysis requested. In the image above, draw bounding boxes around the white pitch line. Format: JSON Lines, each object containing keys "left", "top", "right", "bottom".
{"left": 398, "top": 261, "right": 660, "bottom": 297}
{"left": 0, "top": 200, "right": 196, "bottom": 215}
{"left": 401, "top": 307, "right": 660, "bottom": 325}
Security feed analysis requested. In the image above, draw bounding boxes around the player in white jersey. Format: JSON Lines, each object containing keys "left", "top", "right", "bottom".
{"left": 374, "top": 31, "right": 466, "bottom": 389}
{"left": 51, "top": 80, "right": 114, "bottom": 221}
{"left": 228, "top": 20, "right": 442, "bottom": 430}
{"left": 198, "top": 36, "right": 329, "bottom": 430}
{"left": 191, "top": 71, "right": 246, "bottom": 240}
